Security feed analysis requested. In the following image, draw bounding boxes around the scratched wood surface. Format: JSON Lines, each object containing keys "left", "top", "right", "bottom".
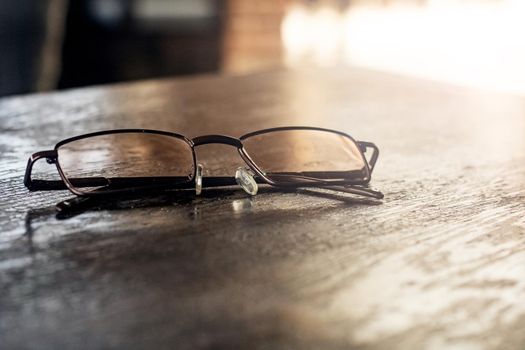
{"left": 1, "top": 68, "right": 524, "bottom": 350}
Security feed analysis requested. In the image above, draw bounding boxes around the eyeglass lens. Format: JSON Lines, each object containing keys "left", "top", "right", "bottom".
{"left": 57, "top": 133, "right": 195, "bottom": 192}
{"left": 241, "top": 129, "right": 368, "bottom": 183}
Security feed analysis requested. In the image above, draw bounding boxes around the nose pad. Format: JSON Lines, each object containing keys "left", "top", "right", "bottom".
{"left": 235, "top": 167, "right": 258, "bottom": 195}
{"left": 195, "top": 163, "right": 204, "bottom": 195}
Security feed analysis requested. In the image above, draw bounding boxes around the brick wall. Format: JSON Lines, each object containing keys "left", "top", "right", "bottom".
{"left": 222, "top": 0, "right": 291, "bottom": 72}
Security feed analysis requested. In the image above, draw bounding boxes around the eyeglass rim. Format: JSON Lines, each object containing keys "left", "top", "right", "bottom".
{"left": 238, "top": 126, "right": 371, "bottom": 187}
{"left": 54, "top": 129, "right": 197, "bottom": 196}
{"left": 36, "top": 126, "right": 374, "bottom": 196}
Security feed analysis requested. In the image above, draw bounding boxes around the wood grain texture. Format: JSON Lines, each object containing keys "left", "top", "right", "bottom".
{"left": 1, "top": 68, "right": 524, "bottom": 350}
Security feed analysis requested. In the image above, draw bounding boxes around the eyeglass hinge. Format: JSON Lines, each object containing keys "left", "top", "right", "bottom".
{"left": 358, "top": 142, "right": 367, "bottom": 153}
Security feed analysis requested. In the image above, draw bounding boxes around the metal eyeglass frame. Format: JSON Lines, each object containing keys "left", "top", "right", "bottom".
{"left": 24, "top": 126, "right": 383, "bottom": 199}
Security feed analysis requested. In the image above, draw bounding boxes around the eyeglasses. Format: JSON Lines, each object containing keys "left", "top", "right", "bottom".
{"left": 24, "top": 126, "right": 383, "bottom": 199}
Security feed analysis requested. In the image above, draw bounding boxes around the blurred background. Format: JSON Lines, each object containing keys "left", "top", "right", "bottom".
{"left": 2, "top": 0, "right": 525, "bottom": 97}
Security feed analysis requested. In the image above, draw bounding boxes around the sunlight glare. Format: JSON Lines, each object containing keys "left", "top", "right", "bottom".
{"left": 282, "top": 1, "right": 525, "bottom": 94}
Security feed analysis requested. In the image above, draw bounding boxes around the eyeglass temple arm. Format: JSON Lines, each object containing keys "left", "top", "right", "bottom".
{"left": 267, "top": 173, "right": 383, "bottom": 199}
{"left": 323, "top": 185, "right": 384, "bottom": 199}
{"left": 24, "top": 150, "right": 63, "bottom": 190}
{"left": 26, "top": 172, "right": 382, "bottom": 199}
{"left": 357, "top": 141, "right": 379, "bottom": 173}
{"left": 24, "top": 151, "right": 134, "bottom": 191}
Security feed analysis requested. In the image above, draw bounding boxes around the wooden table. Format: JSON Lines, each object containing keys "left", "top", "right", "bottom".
{"left": 1, "top": 68, "right": 524, "bottom": 350}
